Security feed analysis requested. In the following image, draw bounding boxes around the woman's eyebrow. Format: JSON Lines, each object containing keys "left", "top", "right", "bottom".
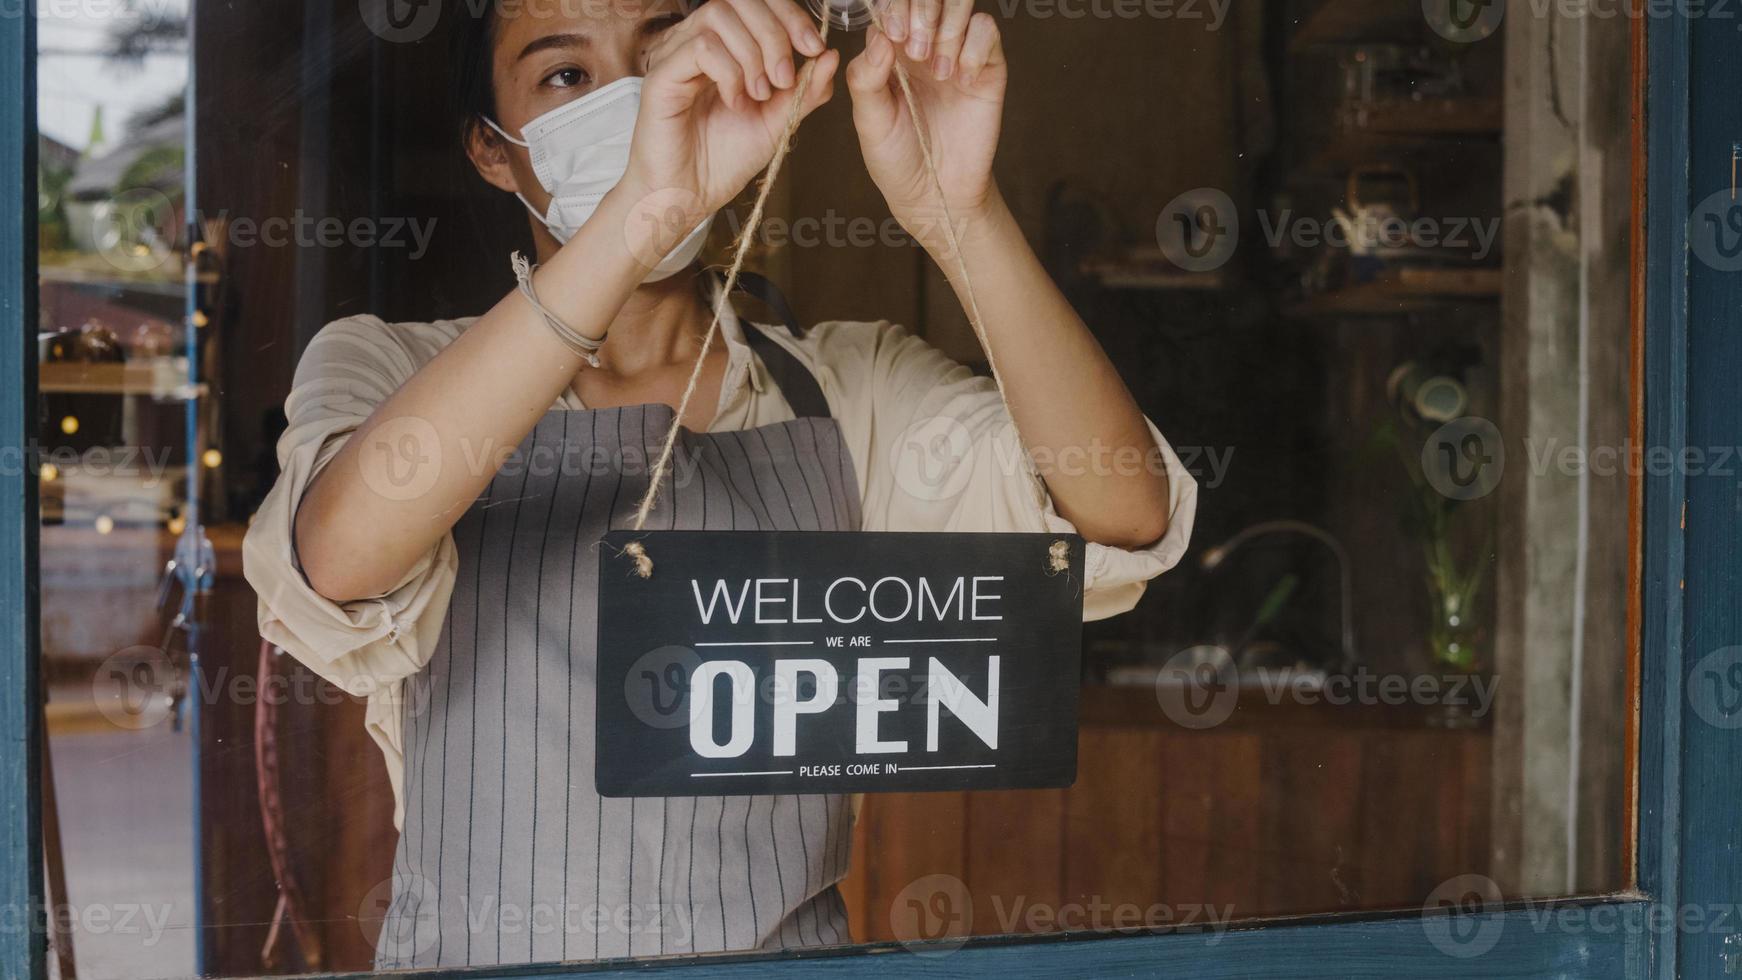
{"left": 516, "top": 32, "right": 590, "bottom": 63}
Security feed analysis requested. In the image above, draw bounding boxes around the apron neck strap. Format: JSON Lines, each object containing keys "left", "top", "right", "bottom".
{"left": 720, "top": 271, "right": 832, "bottom": 420}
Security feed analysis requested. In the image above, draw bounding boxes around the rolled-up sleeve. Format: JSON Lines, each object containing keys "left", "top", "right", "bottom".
{"left": 242, "top": 316, "right": 459, "bottom": 819}
{"left": 814, "top": 320, "right": 1197, "bottom": 622}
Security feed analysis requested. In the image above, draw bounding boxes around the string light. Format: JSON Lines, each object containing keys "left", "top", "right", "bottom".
{"left": 60, "top": 415, "right": 79, "bottom": 435}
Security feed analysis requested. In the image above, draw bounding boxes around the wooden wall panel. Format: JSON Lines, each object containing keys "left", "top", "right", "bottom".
{"left": 1063, "top": 730, "right": 1165, "bottom": 911}
{"left": 965, "top": 789, "right": 1065, "bottom": 936}
{"left": 845, "top": 719, "right": 1490, "bottom": 944}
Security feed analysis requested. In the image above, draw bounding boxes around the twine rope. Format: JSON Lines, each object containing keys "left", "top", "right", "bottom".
{"left": 628, "top": 13, "right": 835, "bottom": 546}
{"left": 626, "top": 3, "right": 1059, "bottom": 577}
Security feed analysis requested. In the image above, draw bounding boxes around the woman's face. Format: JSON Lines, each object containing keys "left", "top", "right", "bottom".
{"left": 469, "top": 0, "right": 688, "bottom": 209}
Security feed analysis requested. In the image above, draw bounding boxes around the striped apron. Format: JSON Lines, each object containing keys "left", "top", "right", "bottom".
{"left": 375, "top": 323, "right": 861, "bottom": 969}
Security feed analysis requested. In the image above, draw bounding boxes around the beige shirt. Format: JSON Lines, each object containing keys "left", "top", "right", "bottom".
{"left": 242, "top": 296, "right": 1199, "bottom": 826}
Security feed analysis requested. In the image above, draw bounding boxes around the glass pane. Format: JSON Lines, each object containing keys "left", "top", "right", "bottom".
{"left": 33, "top": 0, "right": 1637, "bottom": 974}
{"left": 37, "top": 2, "right": 196, "bottom": 978}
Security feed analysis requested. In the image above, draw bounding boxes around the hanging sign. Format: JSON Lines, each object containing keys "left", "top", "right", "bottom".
{"left": 595, "top": 531, "right": 1085, "bottom": 797}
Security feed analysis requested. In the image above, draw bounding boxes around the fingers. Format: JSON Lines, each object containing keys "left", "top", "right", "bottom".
{"left": 650, "top": 0, "right": 834, "bottom": 114}
{"left": 704, "top": 7, "right": 777, "bottom": 101}
{"left": 955, "top": 12, "right": 1002, "bottom": 87}
{"left": 903, "top": 0, "right": 942, "bottom": 62}
{"left": 748, "top": 0, "right": 827, "bottom": 58}
{"left": 845, "top": 26, "right": 900, "bottom": 135}
{"left": 877, "top": 0, "right": 911, "bottom": 44}
{"left": 783, "top": 47, "right": 842, "bottom": 124}
{"left": 931, "top": 0, "right": 975, "bottom": 79}
{"left": 647, "top": 29, "right": 749, "bottom": 112}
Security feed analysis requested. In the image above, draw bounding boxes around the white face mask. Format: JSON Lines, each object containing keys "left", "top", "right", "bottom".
{"left": 484, "top": 76, "right": 712, "bottom": 282}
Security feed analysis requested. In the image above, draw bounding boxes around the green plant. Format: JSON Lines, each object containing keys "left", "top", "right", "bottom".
{"left": 1368, "top": 416, "right": 1492, "bottom": 672}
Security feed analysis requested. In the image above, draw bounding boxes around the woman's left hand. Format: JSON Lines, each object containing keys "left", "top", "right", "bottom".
{"left": 845, "top": 2, "right": 1007, "bottom": 252}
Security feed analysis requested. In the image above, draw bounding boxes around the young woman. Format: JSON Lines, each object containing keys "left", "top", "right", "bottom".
{"left": 244, "top": 0, "right": 1197, "bottom": 969}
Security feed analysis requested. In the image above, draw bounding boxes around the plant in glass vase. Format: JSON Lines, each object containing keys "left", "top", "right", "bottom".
{"left": 1369, "top": 358, "right": 1495, "bottom": 725}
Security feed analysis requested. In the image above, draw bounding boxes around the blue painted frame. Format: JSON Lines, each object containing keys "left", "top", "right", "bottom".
{"left": 0, "top": 5, "right": 43, "bottom": 979}
{"left": 1, "top": 5, "right": 1735, "bottom": 979}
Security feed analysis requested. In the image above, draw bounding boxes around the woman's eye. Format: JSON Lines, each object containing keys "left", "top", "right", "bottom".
{"left": 542, "top": 67, "right": 589, "bottom": 90}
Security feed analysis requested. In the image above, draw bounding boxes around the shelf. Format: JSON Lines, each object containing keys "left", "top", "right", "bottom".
{"left": 1080, "top": 249, "right": 1234, "bottom": 292}
{"left": 1294, "top": 126, "right": 1503, "bottom": 182}
{"left": 39, "top": 359, "right": 203, "bottom": 399}
{"left": 1347, "top": 98, "right": 1502, "bottom": 136}
{"left": 1285, "top": 266, "right": 1502, "bottom": 317}
{"left": 39, "top": 264, "right": 218, "bottom": 300}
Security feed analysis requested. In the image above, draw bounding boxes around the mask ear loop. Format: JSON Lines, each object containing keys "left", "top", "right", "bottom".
{"left": 479, "top": 115, "right": 530, "bottom": 148}
{"left": 480, "top": 115, "right": 563, "bottom": 236}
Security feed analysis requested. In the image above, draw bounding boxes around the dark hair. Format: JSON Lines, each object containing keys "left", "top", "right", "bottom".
{"left": 451, "top": 3, "right": 500, "bottom": 148}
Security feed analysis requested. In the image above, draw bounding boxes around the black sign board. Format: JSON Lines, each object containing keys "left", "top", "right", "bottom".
{"left": 595, "top": 531, "right": 1085, "bottom": 797}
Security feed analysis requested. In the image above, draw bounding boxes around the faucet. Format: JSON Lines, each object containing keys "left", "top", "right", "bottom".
{"left": 1200, "top": 520, "right": 1357, "bottom": 673}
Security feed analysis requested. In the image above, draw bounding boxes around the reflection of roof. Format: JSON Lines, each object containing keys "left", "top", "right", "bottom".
{"left": 67, "top": 114, "right": 184, "bottom": 201}
{"left": 39, "top": 135, "right": 79, "bottom": 169}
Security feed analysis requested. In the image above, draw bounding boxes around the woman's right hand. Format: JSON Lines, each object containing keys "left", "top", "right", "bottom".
{"left": 618, "top": 0, "right": 839, "bottom": 253}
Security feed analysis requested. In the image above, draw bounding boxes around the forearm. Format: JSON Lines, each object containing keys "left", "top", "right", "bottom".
{"left": 933, "top": 191, "right": 1171, "bottom": 548}
{"left": 294, "top": 185, "right": 661, "bottom": 602}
